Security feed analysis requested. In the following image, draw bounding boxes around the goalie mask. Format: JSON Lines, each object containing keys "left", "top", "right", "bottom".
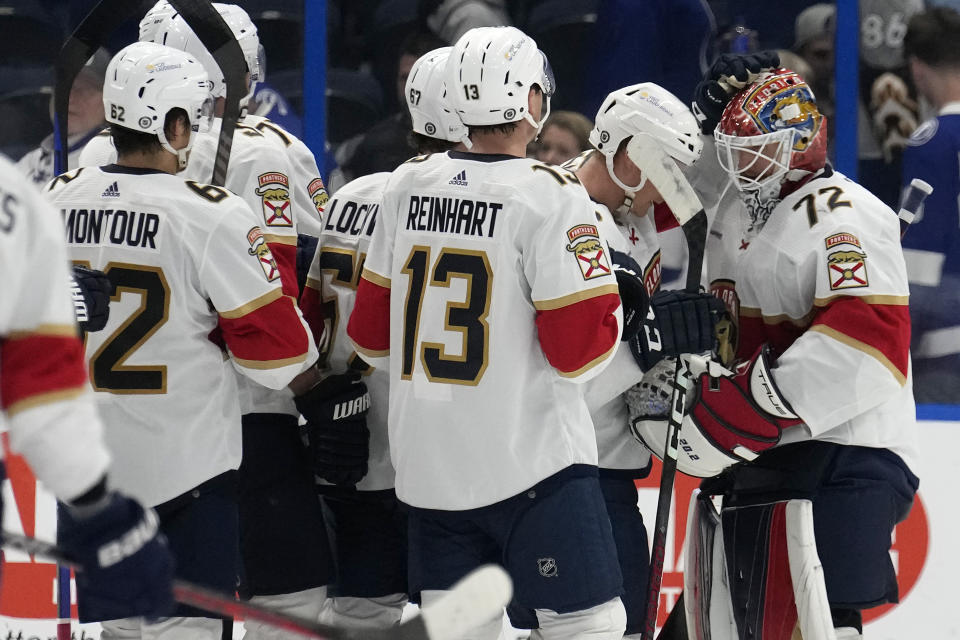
{"left": 405, "top": 47, "right": 469, "bottom": 146}
{"left": 445, "top": 26, "right": 555, "bottom": 133}
{"left": 714, "top": 68, "right": 827, "bottom": 194}
{"left": 103, "top": 42, "right": 214, "bottom": 171}
{"left": 143, "top": 1, "right": 265, "bottom": 107}
{"left": 590, "top": 82, "right": 703, "bottom": 211}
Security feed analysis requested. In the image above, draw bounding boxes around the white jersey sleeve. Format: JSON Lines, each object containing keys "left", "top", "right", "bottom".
{"left": 0, "top": 155, "right": 111, "bottom": 502}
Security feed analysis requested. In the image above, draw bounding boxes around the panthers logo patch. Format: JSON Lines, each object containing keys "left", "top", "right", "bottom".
{"left": 247, "top": 227, "right": 280, "bottom": 281}
{"left": 565, "top": 224, "right": 611, "bottom": 280}
{"left": 308, "top": 177, "right": 329, "bottom": 215}
{"left": 255, "top": 172, "right": 292, "bottom": 227}
{"left": 827, "top": 249, "right": 868, "bottom": 290}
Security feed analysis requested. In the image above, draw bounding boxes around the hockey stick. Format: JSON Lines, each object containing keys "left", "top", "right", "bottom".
{"left": 52, "top": 5, "right": 148, "bottom": 635}
{"left": 167, "top": 0, "right": 247, "bottom": 186}
{"left": 626, "top": 137, "right": 708, "bottom": 640}
{"left": 2, "top": 531, "right": 512, "bottom": 640}
{"left": 897, "top": 178, "right": 933, "bottom": 239}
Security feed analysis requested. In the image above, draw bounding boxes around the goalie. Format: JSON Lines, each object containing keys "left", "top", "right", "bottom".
{"left": 629, "top": 55, "right": 920, "bottom": 640}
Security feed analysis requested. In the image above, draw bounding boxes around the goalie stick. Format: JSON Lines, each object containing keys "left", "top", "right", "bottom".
{"left": 3, "top": 531, "right": 512, "bottom": 640}
{"left": 626, "top": 137, "right": 708, "bottom": 640}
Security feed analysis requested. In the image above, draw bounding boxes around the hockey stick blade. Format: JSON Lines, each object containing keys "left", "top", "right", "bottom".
{"left": 53, "top": 0, "right": 145, "bottom": 174}
{"left": 2, "top": 532, "right": 511, "bottom": 640}
{"left": 897, "top": 178, "right": 933, "bottom": 239}
{"left": 167, "top": 0, "right": 247, "bottom": 186}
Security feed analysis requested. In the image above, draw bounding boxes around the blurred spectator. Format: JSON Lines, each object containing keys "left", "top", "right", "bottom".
{"left": 528, "top": 110, "right": 592, "bottom": 165}
{"left": 900, "top": 7, "right": 960, "bottom": 403}
{"left": 421, "top": 0, "right": 510, "bottom": 42}
{"left": 776, "top": 49, "right": 813, "bottom": 82}
{"left": 16, "top": 49, "right": 109, "bottom": 184}
{"left": 327, "top": 31, "right": 445, "bottom": 192}
{"left": 793, "top": 3, "right": 835, "bottom": 120}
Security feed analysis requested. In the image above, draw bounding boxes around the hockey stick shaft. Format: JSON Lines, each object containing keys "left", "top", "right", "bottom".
{"left": 167, "top": 0, "right": 247, "bottom": 186}
{"left": 2, "top": 532, "right": 511, "bottom": 640}
{"left": 897, "top": 178, "right": 933, "bottom": 240}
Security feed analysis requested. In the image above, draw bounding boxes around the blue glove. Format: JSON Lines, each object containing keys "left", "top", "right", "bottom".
{"left": 629, "top": 289, "right": 725, "bottom": 371}
{"left": 70, "top": 265, "right": 113, "bottom": 332}
{"left": 610, "top": 248, "right": 650, "bottom": 342}
{"left": 58, "top": 490, "right": 175, "bottom": 622}
{"left": 295, "top": 372, "right": 371, "bottom": 486}
{"left": 692, "top": 51, "right": 780, "bottom": 133}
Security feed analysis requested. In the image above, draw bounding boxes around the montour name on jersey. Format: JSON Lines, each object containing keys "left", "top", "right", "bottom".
{"left": 406, "top": 195, "right": 502, "bottom": 238}
{"left": 62, "top": 208, "right": 160, "bottom": 249}
{"left": 323, "top": 197, "right": 378, "bottom": 237}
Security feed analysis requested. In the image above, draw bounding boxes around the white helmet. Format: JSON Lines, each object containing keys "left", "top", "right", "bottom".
{"left": 406, "top": 47, "right": 468, "bottom": 145}
{"left": 590, "top": 83, "right": 703, "bottom": 196}
{"left": 445, "top": 26, "right": 554, "bottom": 131}
{"left": 144, "top": 2, "right": 264, "bottom": 105}
{"left": 103, "top": 42, "right": 214, "bottom": 170}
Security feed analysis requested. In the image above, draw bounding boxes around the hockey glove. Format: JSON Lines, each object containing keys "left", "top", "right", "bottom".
{"left": 692, "top": 51, "right": 780, "bottom": 133}
{"left": 57, "top": 489, "right": 175, "bottom": 622}
{"left": 632, "top": 344, "right": 798, "bottom": 477}
{"left": 610, "top": 248, "right": 650, "bottom": 342}
{"left": 295, "top": 372, "right": 371, "bottom": 486}
{"left": 70, "top": 265, "right": 113, "bottom": 332}
{"left": 629, "top": 289, "right": 725, "bottom": 371}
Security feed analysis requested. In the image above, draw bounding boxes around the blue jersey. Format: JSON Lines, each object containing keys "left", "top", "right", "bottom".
{"left": 901, "top": 105, "right": 960, "bottom": 401}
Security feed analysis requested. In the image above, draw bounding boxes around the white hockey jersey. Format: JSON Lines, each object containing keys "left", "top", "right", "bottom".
{"left": 0, "top": 154, "right": 111, "bottom": 502}
{"left": 17, "top": 128, "right": 103, "bottom": 185}
{"left": 348, "top": 151, "right": 623, "bottom": 510}
{"left": 79, "top": 121, "right": 308, "bottom": 417}
{"left": 45, "top": 165, "right": 317, "bottom": 506}
{"left": 302, "top": 172, "right": 394, "bottom": 491}
{"left": 707, "top": 166, "right": 919, "bottom": 474}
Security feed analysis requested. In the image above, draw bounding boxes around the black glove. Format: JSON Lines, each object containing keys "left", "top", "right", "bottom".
{"left": 295, "top": 372, "right": 371, "bottom": 486}
{"left": 610, "top": 248, "right": 650, "bottom": 342}
{"left": 71, "top": 265, "right": 113, "bottom": 332}
{"left": 692, "top": 51, "right": 780, "bottom": 133}
{"left": 629, "top": 289, "right": 726, "bottom": 371}
{"left": 57, "top": 490, "right": 175, "bottom": 622}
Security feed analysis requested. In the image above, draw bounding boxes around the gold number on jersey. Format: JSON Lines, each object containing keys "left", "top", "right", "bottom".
{"left": 532, "top": 164, "right": 581, "bottom": 186}
{"left": 185, "top": 181, "right": 230, "bottom": 203}
{"left": 793, "top": 186, "right": 852, "bottom": 227}
{"left": 315, "top": 247, "right": 366, "bottom": 365}
{"left": 401, "top": 247, "right": 492, "bottom": 385}
{"left": 89, "top": 263, "right": 170, "bottom": 394}
{"left": 254, "top": 120, "right": 293, "bottom": 147}
{"left": 47, "top": 168, "right": 84, "bottom": 191}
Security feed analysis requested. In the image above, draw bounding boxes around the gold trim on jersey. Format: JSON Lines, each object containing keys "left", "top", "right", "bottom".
{"left": 234, "top": 352, "right": 309, "bottom": 370}
{"left": 354, "top": 344, "right": 389, "bottom": 358}
{"left": 304, "top": 276, "right": 323, "bottom": 291}
{"left": 263, "top": 233, "right": 297, "bottom": 246}
{"left": 361, "top": 268, "right": 391, "bottom": 289}
{"left": 808, "top": 325, "right": 907, "bottom": 386}
{"left": 219, "top": 289, "right": 285, "bottom": 319}
{"left": 557, "top": 343, "right": 617, "bottom": 378}
{"left": 534, "top": 284, "right": 620, "bottom": 311}
{"left": 7, "top": 324, "right": 78, "bottom": 339}
{"left": 813, "top": 294, "right": 909, "bottom": 307}
{"left": 6, "top": 387, "right": 86, "bottom": 417}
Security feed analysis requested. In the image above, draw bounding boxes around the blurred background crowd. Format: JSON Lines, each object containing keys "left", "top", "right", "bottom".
{"left": 2, "top": 0, "right": 959, "bottom": 404}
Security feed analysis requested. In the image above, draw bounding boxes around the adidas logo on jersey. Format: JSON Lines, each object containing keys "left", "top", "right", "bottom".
{"left": 448, "top": 170, "right": 468, "bottom": 186}
{"left": 101, "top": 181, "right": 120, "bottom": 198}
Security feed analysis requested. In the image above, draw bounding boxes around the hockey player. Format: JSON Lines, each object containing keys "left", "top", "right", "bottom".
{"left": 0, "top": 151, "right": 174, "bottom": 623}
{"left": 347, "top": 26, "right": 636, "bottom": 639}
{"left": 901, "top": 7, "right": 960, "bottom": 402}
{"left": 43, "top": 42, "right": 347, "bottom": 639}
{"left": 638, "top": 64, "right": 920, "bottom": 639}
{"left": 299, "top": 46, "right": 470, "bottom": 632}
{"left": 78, "top": 7, "right": 347, "bottom": 633}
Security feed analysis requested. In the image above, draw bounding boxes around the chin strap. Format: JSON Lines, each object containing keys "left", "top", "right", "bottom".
{"left": 604, "top": 152, "right": 645, "bottom": 215}
{"left": 158, "top": 129, "right": 193, "bottom": 172}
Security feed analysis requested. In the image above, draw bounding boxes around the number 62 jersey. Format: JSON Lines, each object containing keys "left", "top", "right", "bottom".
{"left": 45, "top": 165, "right": 317, "bottom": 507}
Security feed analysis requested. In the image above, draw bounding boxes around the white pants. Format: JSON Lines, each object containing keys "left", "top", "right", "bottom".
{"left": 318, "top": 593, "right": 407, "bottom": 630}
{"left": 100, "top": 616, "right": 224, "bottom": 640}
{"left": 421, "top": 591, "right": 626, "bottom": 640}
{"left": 242, "top": 587, "right": 328, "bottom": 640}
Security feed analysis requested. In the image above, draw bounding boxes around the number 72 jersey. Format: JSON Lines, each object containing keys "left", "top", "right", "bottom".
{"left": 45, "top": 166, "right": 317, "bottom": 506}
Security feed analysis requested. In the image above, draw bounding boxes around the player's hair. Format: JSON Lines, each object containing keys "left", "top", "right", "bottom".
{"left": 408, "top": 131, "right": 456, "bottom": 154}
{"left": 468, "top": 122, "right": 519, "bottom": 137}
{"left": 905, "top": 7, "right": 960, "bottom": 68}
{"left": 110, "top": 108, "right": 190, "bottom": 157}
